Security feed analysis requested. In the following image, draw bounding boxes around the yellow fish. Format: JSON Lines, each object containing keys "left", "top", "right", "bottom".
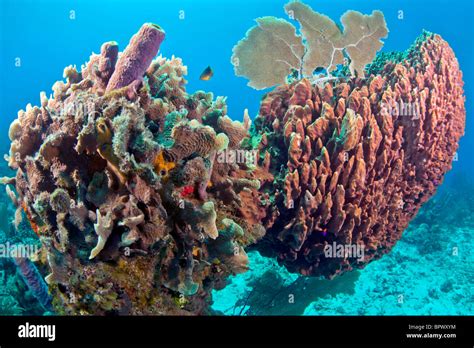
{"left": 199, "top": 66, "right": 213, "bottom": 81}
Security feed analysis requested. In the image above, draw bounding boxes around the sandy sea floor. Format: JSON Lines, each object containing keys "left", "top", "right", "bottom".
{"left": 213, "top": 210, "right": 474, "bottom": 315}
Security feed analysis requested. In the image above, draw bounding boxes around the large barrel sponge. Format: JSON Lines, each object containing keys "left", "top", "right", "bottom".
{"left": 252, "top": 32, "right": 465, "bottom": 278}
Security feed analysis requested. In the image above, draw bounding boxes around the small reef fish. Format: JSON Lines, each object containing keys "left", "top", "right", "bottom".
{"left": 199, "top": 66, "right": 213, "bottom": 81}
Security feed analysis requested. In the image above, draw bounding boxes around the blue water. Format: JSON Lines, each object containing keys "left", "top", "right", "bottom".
{"left": 0, "top": 0, "right": 472, "bottom": 315}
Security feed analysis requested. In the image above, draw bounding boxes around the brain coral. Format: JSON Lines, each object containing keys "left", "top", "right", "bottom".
{"left": 250, "top": 32, "right": 465, "bottom": 277}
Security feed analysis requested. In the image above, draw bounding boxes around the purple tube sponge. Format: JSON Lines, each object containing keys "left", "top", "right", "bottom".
{"left": 96, "top": 41, "right": 119, "bottom": 90}
{"left": 13, "top": 256, "right": 53, "bottom": 311}
{"left": 106, "top": 23, "right": 165, "bottom": 91}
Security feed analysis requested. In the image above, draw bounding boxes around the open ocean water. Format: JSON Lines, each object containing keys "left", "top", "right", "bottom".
{"left": 0, "top": 0, "right": 472, "bottom": 315}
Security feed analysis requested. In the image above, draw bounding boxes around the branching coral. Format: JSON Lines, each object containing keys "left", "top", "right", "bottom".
{"left": 89, "top": 209, "right": 114, "bottom": 260}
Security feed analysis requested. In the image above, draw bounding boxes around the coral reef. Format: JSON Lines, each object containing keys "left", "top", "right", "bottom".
{"left": 248, "top": 31, "right": 465, "bottom": 277}
{"left": 1, "top": 10, "right": 465, "bottom": 313}
{"left": 213, "top": 173, "right": 473, "bottom": 316}
{"left": 3, "top": 23, "right": 268, "bottom": 315}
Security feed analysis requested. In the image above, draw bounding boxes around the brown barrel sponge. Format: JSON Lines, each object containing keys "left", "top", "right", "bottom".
{"left": 252, "top": 32, "right": 465, "bottom": 278}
